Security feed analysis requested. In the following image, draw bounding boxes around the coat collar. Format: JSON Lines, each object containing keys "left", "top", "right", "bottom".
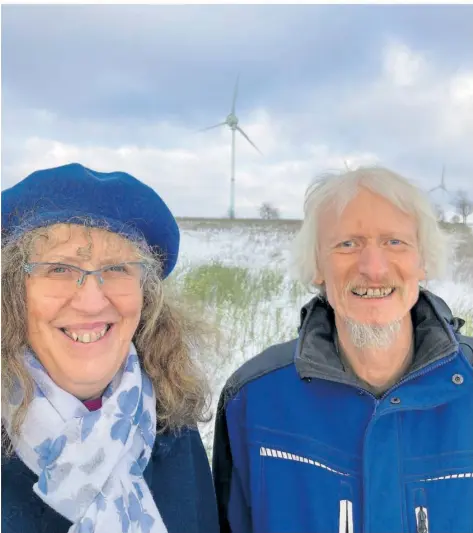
{"left": 295, "top": 289, "right": 461, "bottom": 384}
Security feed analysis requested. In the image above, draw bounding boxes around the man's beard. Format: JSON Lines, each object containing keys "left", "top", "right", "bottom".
{"left": 344, "top": 317, "right": 402, "bottom": 349}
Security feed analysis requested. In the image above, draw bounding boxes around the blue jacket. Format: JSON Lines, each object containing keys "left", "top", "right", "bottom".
{"left": 213, "top": 290, "right": 473, "bottom": 533}
{"left": 2, "top": 427, "right": 219, "bottom": 533}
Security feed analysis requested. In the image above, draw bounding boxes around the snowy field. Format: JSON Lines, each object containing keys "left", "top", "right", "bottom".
{"left": 170, "top": 219, "right": 473, "bottom": 453}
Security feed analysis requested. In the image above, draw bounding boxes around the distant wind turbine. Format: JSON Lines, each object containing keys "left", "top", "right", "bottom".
{"left": 429, "top": 165, "right": 448, "bottom": 193}
{"left": 199, "top": 75, "right": 261, "bottom": 219}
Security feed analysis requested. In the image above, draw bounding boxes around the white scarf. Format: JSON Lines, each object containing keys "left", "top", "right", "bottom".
{"left": 3, "top": 345, "right": 168, "bottom": 533}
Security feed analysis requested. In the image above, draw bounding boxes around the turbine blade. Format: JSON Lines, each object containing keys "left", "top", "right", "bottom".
{"left": 236, "top": 126, "right": 262, "bottom": 155}
{"left": 197, "top": 122, "right": 226, "bottom": 132}
{"left": 231, "top": 74, "right": 240, "bottom": 114}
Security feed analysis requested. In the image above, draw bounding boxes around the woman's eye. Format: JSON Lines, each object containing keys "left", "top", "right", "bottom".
{"left": 49, "top": 266, "right": 69, "bottom": 274}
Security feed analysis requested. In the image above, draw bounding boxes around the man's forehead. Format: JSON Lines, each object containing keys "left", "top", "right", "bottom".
{"left": 319, "top": 198, "right": 418, "bottom": 242}
{"left": 327, "top": 189, "right": 414, "bottom": 219}
{"left": 331, "top": 213, "right": 417, "bottom": 232}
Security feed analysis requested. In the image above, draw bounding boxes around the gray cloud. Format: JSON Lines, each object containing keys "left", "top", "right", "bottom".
{"left": 2, "top": 4, "right": 472, "bottom": 218}
{"left": 3, "top": 5, "right": 472, "bottom": 121}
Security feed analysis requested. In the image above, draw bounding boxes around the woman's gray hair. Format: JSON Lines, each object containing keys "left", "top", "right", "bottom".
{"left": 292, "top": 166, "right": 450, "bottom": 292}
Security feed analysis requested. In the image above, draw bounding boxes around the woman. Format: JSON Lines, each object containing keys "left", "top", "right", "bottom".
{"left": 2, "top": 163, "right": 219, "bottom": 533}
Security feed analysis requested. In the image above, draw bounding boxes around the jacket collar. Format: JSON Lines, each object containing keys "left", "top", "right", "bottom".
{"left": 295, "top": 289, "right": 461, "bottom": 384}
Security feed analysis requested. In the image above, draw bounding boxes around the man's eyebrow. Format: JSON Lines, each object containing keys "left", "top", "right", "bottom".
{"left": 329, "top": 233, "right": 415, "bottom": 244}
{"left": 328, "top": 234, "right": 363, "bottom": 244}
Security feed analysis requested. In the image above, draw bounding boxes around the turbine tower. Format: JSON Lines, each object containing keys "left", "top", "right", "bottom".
{"left": 200, "top": 75, "right": 261, "bottom": 219}
{"left": 429, "top": 165, "right": 448, "bottom": 193}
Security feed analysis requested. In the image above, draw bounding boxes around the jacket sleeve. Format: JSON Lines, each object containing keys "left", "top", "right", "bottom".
{"left": 212, "top": 385, "right": 253, "bottom": 533}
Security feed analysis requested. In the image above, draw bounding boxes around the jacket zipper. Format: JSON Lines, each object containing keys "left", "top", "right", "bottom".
{"left": 415, "top": 506, "right": 429, "bottom": 533}
{"left": 339, "top": 499, "right": 354, "bottom": 533}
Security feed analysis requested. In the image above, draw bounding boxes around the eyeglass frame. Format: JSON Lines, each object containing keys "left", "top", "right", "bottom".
{"left": 23, "top": 261, "right": 150, "bottom": 288}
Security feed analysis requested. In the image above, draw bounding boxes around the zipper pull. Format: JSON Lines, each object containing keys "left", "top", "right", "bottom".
{"left": 415, "top": 506, "right": 429, "bottom": 533}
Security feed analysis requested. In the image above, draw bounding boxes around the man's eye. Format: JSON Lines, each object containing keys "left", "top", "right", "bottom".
{"left": 388, "top": 239, "right": 402, "bottom": 245}
{"left": 339, "top": 241, "right": 356, "bottom": 248}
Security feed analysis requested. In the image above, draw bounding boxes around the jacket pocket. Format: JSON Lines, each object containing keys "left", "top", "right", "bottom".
{"left": 257, "top": 445, "right": 354, "bottom": 532}
{"left": 339, "top": 499, "right": 354, "bottom": 533}
{"left": 407, "top": 468, "right": 473, "bottom": 533}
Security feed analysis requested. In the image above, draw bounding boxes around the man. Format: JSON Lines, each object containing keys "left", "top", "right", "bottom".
{"left": 213, "top": 167, "right": 473, "bottom": 533}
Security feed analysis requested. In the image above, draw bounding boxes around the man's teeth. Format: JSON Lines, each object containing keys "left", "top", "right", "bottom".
{"left": 351, "top": 287, "right": 395, "bottom": 298}
{"left": 63, "top": 325, "right": 110, "bottom": 343}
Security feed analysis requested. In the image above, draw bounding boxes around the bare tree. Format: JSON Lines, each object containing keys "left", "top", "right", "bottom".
{"left": 259, "top": 202, "right": 281, "bottom": 220}
{"left": 453, "top": 190, "right": 473, "bottom": 225}
{"left": 451, "top": 214, "right": 461, "bottom": 224}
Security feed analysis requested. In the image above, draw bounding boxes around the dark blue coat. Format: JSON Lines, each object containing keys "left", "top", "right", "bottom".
{"left": 2, "top": 427, "right": 219, "bottom": 533}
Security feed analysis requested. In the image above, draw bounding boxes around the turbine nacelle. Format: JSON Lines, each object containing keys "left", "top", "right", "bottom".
{"left": 226, "top": 113, "right": 239, "bottom": 129}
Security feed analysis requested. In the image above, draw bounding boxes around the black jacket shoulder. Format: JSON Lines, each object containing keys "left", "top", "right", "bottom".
{"left": 221, "top": 338, "right": 297, "bottom": 406}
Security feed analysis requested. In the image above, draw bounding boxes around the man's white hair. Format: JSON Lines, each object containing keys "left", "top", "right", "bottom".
{"left": 292, "top": 166, "right": 450, "bottom": 292}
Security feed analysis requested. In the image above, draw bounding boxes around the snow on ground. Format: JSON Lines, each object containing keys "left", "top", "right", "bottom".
{"left": 178, "top": 224, "right": 296, "bottom": 271}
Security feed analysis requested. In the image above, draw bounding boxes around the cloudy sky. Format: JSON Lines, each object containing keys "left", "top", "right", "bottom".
{"left": 2, "top": 4, "right": 473, "bottom": 218}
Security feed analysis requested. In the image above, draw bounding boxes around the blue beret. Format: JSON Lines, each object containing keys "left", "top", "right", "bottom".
{"left": 1, "top": 163, "right": 180, "bottom": 278}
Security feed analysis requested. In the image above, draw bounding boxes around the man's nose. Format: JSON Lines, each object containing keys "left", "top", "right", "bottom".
{"left": 357, "top": 245, "right": 390, "bottom": 281}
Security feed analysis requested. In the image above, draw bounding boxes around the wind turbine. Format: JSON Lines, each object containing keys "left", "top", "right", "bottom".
{"left": 199, "top": 75, "right": 261, "bottom": 219}
{"left": 429, "top": 165, "right": 448, "bottom": 193}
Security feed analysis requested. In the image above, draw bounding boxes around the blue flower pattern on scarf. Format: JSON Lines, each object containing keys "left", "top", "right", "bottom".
{"left": 133, "top": 482, "right": 144, "bottom": 500}
{"left": 124, "top": 353, "right": 139, "bottom": 373}
{"left": 115, "top": 496, "right": 131, "bottom": 533}
{"left": 139, "top": 410, "right": 154, "bottom": 448}
{"left": 130, "top": 453, "right": 148, "bottom": 477}
{"left": 81, "top": 409, "right": 102, "bottom": 442}
{"left": 142, "top": 373, "right": 153, "bottom": 397}
{"left": 34, "top": 435, "right": 67, "bottom": 495}
{"left": 128, "top": 491, "right": 155, "bottom": 533}
{"left": 111, "top": 387, "right": 140, "bottom": 444}
{"left": 96, "top": 491, "right": 107, "bottom": 512}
